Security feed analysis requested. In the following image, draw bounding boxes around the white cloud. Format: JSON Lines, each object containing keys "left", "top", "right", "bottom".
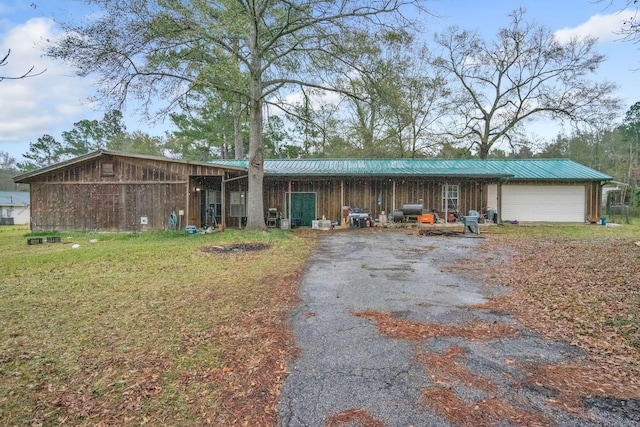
{"left": 554, "top": 13, "right": 628, "bottom": 44}
{"left": 0, "top": 17, "right": 97, "bottom": 148}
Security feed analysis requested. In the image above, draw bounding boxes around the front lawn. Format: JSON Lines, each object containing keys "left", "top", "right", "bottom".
{"left": 0, "top": 226, "right": 315, "bottom": 425}
{"left": 1, "top": 221, "right": 638, "bottom": 425}
{"left": 481, "top": 222, "right": 640, "bottom": 398}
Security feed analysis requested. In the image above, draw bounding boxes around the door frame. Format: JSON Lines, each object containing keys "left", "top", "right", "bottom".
{"left": 285, "top": 192, "right": 317, "bottom": 226}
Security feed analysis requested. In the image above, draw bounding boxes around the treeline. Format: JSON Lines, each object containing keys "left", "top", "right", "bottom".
{"left": 14, "top": 111, "right": 164, "bottom": 172}
{"left": 3, "top": 101, "right": 638, "bottom": 201}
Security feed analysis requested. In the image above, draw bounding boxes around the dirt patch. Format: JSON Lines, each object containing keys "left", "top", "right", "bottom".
{"left": 201, "top": 242, "right": 271, "bottom": 253}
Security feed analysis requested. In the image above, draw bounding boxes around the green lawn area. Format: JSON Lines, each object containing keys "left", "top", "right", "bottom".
{"left": 0, "top": 226, "right": 315, "bottom": 425}
{"left": 1, "top": 221, "right": 638, "bottom": 425}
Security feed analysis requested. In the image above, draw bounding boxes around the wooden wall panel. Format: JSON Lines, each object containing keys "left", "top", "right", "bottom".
{"left": 24, "top": 152, "right": 605, "bottom": 230}
{"left": 260, "top": 177, "right": 494, "bottom": 223}
{"left": 29, "top": 181, "right": 189, "bottom": 232}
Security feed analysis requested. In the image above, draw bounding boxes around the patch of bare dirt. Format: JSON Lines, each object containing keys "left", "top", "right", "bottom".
{"left": 201, "top": 242, "right": 271, "bottom": 253}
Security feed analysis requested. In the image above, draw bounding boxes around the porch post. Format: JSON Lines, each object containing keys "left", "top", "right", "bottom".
{"left": 288, "top": 180, "right": 292, "bottom": 220}
{"left": 392, "top": 180, "right": 396, "bottom": 211}
{"left": 185, "top": 178, "right": 190, "bottom": 229}
{"left": 221, "top": 179, "right": 226, "bottom": 227}
{"left": 341, "top": 179, "right": 344, "bottom": 214}
{"left": 444, "top": 181, "right": 448, "bottom": 223}
{"left": 497, "top": 180, "right": 503, "bottom": 224}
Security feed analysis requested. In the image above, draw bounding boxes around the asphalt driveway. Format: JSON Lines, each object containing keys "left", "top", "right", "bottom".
{"left": 277, "top": 230, "right": 637, "bottom": 426}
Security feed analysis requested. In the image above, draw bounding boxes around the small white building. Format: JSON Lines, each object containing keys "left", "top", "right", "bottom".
{"left": 0, "top": 191, "right": 30, "bottom": 225}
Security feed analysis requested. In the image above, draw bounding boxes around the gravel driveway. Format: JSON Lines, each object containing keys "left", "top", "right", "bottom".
{"left": 277, "top": 230, "right": 637, "bottom": 426}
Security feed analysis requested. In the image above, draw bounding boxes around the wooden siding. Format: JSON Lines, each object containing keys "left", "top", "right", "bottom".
{"left": 22, "top": 152, "right": 605, "bottom": 231}
{"left": 30, "top": 182, "right": 186, "bottom": 231}
{"left": 25, "top": 154, "right": 232, "bottom": 232}
{"left": 585, "top": 181, "right": 602, "bottom": 222}
{"left": 262, "top": 177, "right": 497, "bottom": 223}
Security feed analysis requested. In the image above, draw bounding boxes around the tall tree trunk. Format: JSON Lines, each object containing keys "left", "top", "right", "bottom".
{"left": 232, "top": 39, "right": 244, "bottom": 160}
{"left": 233, "top": 96, "right": 244, "bottom": 159}
{"left": 246, "top": 27, "right": 267, "bottom": 231}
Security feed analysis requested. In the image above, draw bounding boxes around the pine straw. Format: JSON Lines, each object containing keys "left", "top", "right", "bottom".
{"left": 414, "top": 347, "right": 496, "bottom": 393}
{"left": 352, "top": 310, "right": 519, "bottom": 341}
{"left": 326, "top": 408, "right": 387, "bottom": 427}
{"left": 521, "top": 363, "right": 640, "bottom": 412}
{"left": 44, "top": 272, "right": 302, "bottom": 426}
{"left": 178, "top": 271, "right": 303, "bottom": 426}
{"left": 477, "top": 235, "right": 640, "bottom": 402}
{"left": 422, "top": 387, "right": 550, "bottom": 427}
{"left": 415, "top": 347, "right": 550, "bottom": 425}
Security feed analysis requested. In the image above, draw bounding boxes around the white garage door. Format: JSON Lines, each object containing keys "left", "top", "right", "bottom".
{"left": 487, "top": 184, "right": 586, "bottom": 222}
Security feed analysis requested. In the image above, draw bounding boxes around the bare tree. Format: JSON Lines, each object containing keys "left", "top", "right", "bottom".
{"left": 599, "top": 1, "right": 640, "bottom": 43}
{"left": 433, "top": 8, "right": 620, "bottom": 158}
{"left": 0, "top": 49, "right": 45, "bottom": 82}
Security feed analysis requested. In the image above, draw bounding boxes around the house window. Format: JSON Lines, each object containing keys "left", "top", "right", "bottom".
{"left": 101, "top": 162, "right": 114, "bottom": 176}
{"left": 442, "top": 184, "right": 459, "bottom": 213}
{"left": 230, "top": 191, "right": 246, "bottom": 218}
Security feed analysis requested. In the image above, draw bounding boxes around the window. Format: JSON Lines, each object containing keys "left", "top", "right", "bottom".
{"left": 442, "top": 184, "right": 459, "bottom": 213}
{"left": 101, "top": 162, "right": 114, "bottom": 176}
{"left": 230, "top": 191, "right": 246, "bottom": 218}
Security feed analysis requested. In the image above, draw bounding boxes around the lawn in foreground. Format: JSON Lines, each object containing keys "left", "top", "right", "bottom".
{"left": 0, "top": 227, "right": 315, "bottom": 425}
{"left": 480, "top": 222, "right": 640, "bottom": 398}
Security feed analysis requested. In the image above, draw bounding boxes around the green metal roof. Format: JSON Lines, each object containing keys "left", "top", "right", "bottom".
{"left": 209, "top": 158, "right": 611, "bottom": 181}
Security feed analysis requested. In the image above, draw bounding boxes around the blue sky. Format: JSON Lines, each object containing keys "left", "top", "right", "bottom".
{"left": 1, "top": 0, "right": 639, "bottom": 161}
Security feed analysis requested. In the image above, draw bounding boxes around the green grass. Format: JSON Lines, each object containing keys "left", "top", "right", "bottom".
{"left": 484, "top": 219, "right": 640, "bottom": 239}
{"left": 0, "top": 226, "right": 314, "bottom": 425}
{"left": 2, "top": 220, "right": 637, "bottom": 424}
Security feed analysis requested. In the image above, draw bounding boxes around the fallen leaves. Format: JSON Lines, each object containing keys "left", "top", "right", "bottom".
{"left": 422, "top": 387, "right": 549, "bottom": 427}
{"left": 521, "top": 362, "right": 640, "bottom": 412}
{"left": 414, "top": 347, "right": 496, "bottom": 393}
{"left": 353, "top": 310, "right": 518, "bottom": 341}
{"left": 479, "top": 235, "right": 640, "bottom": 390}
{"left": 326, "top": 408, "right": 387, "bottom": 427}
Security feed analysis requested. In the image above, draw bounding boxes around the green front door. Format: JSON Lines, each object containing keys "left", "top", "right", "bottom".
{"left": 286, "top": 192, "right": 316, "bottom": 226}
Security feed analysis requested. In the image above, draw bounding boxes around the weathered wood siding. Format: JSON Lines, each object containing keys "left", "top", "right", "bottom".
{"left": 21, "top": 153, "right": 606, "bottom": 230}
{"left": 25, "top": 154, "right": 230, "bottom": 231}
{"left": 262, "top": 177, "right": 497, "bottom": 222}
{"left": 585, "top": 181, "right": 603, "bottom": 222}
